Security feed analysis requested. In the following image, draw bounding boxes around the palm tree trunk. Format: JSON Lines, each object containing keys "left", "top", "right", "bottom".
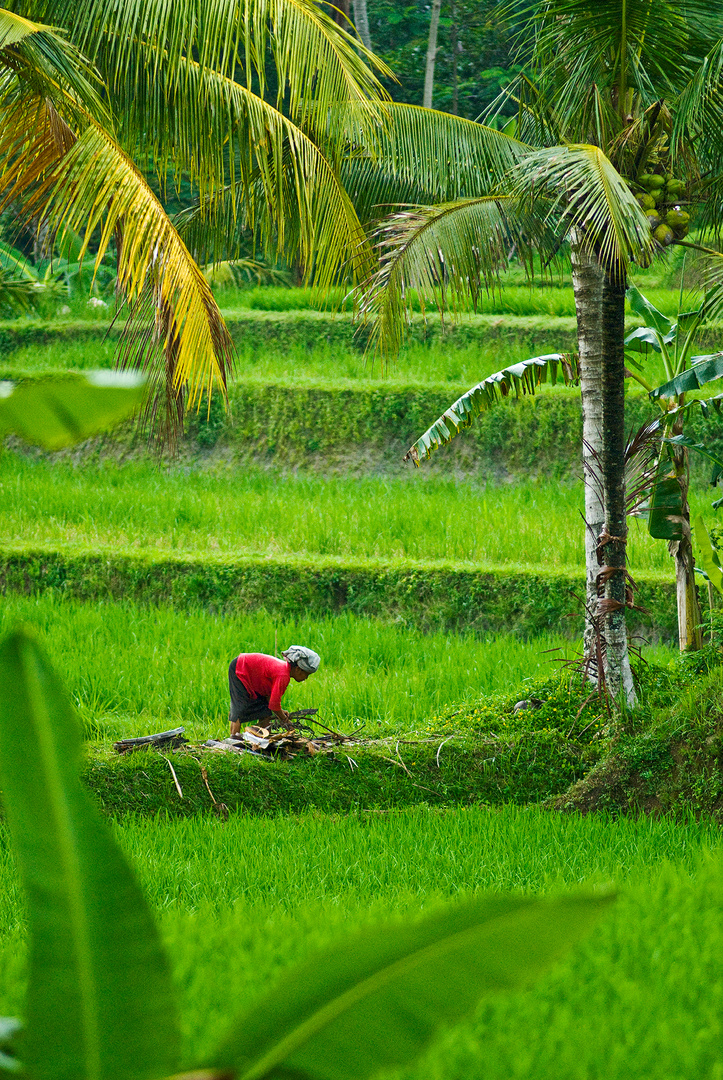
{"left": 570, "top": 238, "right": 604, "bottom": 665}
{"left": 423, "top": 0, "right": 443, "bottom": 108}
{"left": 668, "top": 412, "right": 703, "bottom": 651}
{"left": 601, "top": 271, "right": 636, "bottom": 705}
{"left": 351, "top": 0, "right": 372, "bottom": 50}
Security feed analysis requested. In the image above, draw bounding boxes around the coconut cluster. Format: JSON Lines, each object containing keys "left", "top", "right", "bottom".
{"left": 636, "top": 173, "right": 690, "bottom": 246}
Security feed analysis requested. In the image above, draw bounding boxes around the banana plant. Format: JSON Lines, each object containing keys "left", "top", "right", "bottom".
{"left": 623, "top": 284, "right": 723, "bottom": 650}
{"left": 0, "top": 628, "right": 614, "bottom": 1080}
{"left": 0, "top": 236, "right": 116, "bottom": 304}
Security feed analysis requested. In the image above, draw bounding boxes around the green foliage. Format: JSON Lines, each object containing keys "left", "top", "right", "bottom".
{"left": 0, "top": 631, "right": 181, "bottom": 1080}
{"left": 0, "top": 372, "right": 146, "bottom": 450}
{"left": 0, "top": 629, "right": 612, "bottom": 1080}
{"left": 0, "top": 807, "right": 719, "bottom": 1079}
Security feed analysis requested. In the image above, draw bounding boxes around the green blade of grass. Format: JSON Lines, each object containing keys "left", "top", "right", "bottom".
{"left": 212, "top": 892, "right": 614, "bottom": 1080}
{"left": 0, "top": 629, "right": 180, "bottom": 1080}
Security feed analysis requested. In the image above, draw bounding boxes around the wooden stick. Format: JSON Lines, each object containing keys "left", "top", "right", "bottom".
{"left": 162, "top": 755, "right": 183, "bottom": 799}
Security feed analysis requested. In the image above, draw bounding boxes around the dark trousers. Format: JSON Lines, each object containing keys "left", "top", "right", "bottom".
{"left": 228, "top": 660, "right": 272, "bottom": 724}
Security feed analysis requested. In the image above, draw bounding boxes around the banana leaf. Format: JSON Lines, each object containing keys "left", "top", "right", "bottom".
{"left": 213, "top": 890, "right": 614, "bottom": 1080}
{"left": 626, "top": 285, "right": 673, "bottom": 335}
{"left": 405, "top": 352, "right": 579, "bottom": 464}
{"left": 624, "top": 325, "right": 673, "bottom": 353}
{"left": 0, "top": 372, "right": 146, "bottom": 450}
{"left": 635, "top": 466, "right": 686, "bottom": 540}
{"left": 0, "top": 631, "right": 181, "bottom": 1080}
{"left": 650, "top": 353, "right": 723, "bottom": 400}
{"left": 694, "top": 515, "right": 723, "bottom": 594}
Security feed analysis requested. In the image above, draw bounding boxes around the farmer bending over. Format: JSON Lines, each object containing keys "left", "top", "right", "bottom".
{"left": 228, "top": 645, "right": 320, "bottom": 735}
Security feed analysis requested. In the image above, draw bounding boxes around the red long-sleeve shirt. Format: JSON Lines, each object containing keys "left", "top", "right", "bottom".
{"left": 235, "top": 653, "right": 290, "bottom": 711}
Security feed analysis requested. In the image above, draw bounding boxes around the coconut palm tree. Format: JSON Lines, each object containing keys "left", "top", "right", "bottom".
{"left": 0, "top": 0, "right": 390, "bottom": 439}
{"left": 355, "top": 0, "right": 723, "bottom": 700}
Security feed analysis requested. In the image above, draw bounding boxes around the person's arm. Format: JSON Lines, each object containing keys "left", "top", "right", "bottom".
{"left": 268, "top": 664, "right": 291, "bottom": 724}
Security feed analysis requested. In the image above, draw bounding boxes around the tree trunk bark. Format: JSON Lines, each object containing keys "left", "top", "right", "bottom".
{"left": 601, "top": 271, "right": 636, "bottom": 705}
{"left": 451, "top": 1, "right": 458, "bottom": 115}
{"left": 570, "top": 239, "right": 605, "bottom": 664}
{"left": 668, "top": 410, "right": 703, "bottom": 651}
{"left": 333, "top": 0, "right": 350, "bottom": 26}
{"left": 423, "top": 0, "right": 442, "bottom": 108}
{"left": 351, "top": 0, "right": 372, "bottom": 50}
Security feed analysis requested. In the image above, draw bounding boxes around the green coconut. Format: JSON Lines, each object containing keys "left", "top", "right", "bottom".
{"left": 637, "top": 193, "right": 656, "bottom": 210}
{"left": 654, "top": 223, "right": 675, "bottom": 246}
{"left": 648, "top": 174, "right": 666, "bottom": 189}
{"left": 666, "top": 209, "right": 690, "bottom": 228}
{"left": 645, "top": 209, "right": 662, "bottom": 229}
{"left": 639, "top": 173, "right": 655, "bottom": 188}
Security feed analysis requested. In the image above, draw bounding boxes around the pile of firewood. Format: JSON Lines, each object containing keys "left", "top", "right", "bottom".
{"left": 113, "top": 711, "right": 353, "bottom": 762}
{"left": 202, "top": 711, "right": 352, "bottom": 760}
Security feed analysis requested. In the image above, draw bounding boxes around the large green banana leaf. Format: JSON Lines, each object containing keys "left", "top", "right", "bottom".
{"left": 404, "top": 352, "right": 579, "bottom": 463}
{"left": 0, "top": 631, "right": 181, "bottom": 1080}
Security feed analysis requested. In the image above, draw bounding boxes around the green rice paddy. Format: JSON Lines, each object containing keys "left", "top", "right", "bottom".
{"left": 0, "top": 593, "right": 620, "bottom": 739}
{"left": 1, "top": 454, "right": 704, "bottom": 574}
{"left": 0, "top": 807, "right": 720, "bottom": 1079}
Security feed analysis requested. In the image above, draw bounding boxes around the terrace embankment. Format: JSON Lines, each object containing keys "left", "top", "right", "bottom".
{"left": 0, "top": 546, "right": 677, "bottom": 639}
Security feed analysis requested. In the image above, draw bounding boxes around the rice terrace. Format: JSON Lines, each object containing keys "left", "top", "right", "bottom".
{"left": 1, "top": 2, "right": 722, "bottom": 1080}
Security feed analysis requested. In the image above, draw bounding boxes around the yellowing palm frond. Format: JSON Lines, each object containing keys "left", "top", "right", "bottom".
{"left": 54, "top": 0, "right": 389, "bottom": 150}
{"left": 0, "top": 5, "right": 107, "bottom": 123}
{"left": 168, "top": 68, "right": 374, "bottom": 288}
{"left": 0, "top": 96, "right": 233, "bottom": 438}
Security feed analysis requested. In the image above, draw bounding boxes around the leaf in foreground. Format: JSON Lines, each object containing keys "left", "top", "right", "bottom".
{"left": 212, "top": 891, "right": 614, "bottom": 1080}
{"left": 0, "top": 630, "right": 180, "bottom": 1080}
{"left": 0, "top": 371, "right": 146, "bottom": 450}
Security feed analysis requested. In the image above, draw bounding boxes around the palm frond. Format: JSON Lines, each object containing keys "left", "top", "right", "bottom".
{"left": 358, "top": 196, "right": 550, "bottom": 360}
{"left": 0, "top": 6, "right": 107, "bottom": 124}
{"left": 513, "top": 144, "right": 654, "bottom": 275}
{"left": 169, "top": 71, "right": 375, "bottom": 288}
{"left": 342, "top": 103, "right": 528, "bottom": 224}
{"left": 0, "top": 96, "right": 233, "bottom": 437}
{"left": 50, "top": 0, "right": 389, "bottom": 150}
{"left": 404, "top": 353, "right": 580, "bottom": 465}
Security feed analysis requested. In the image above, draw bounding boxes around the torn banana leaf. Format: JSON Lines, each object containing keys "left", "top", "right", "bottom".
{"left": 405, "top": 352, "right": 579, "bottom": 464}
{"left": 650, "top": 353, "right": 723, "bottom": 401}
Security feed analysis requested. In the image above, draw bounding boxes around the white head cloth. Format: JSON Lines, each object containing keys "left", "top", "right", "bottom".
{"left": 282, "top": 645, "right": 320, "bottom": 673}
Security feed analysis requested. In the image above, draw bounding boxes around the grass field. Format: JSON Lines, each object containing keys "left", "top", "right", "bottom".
{"left": 0, "top": 592, "right": 625, "bottom": 739}
{"left": 1, "top": 454, "right": 701, "bottom": 573}
{"left": 0, "top": 806, "right": 720, "bottom": 1078}
{"left": 0, "top": 321, "right": 678, "bottom": 390}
